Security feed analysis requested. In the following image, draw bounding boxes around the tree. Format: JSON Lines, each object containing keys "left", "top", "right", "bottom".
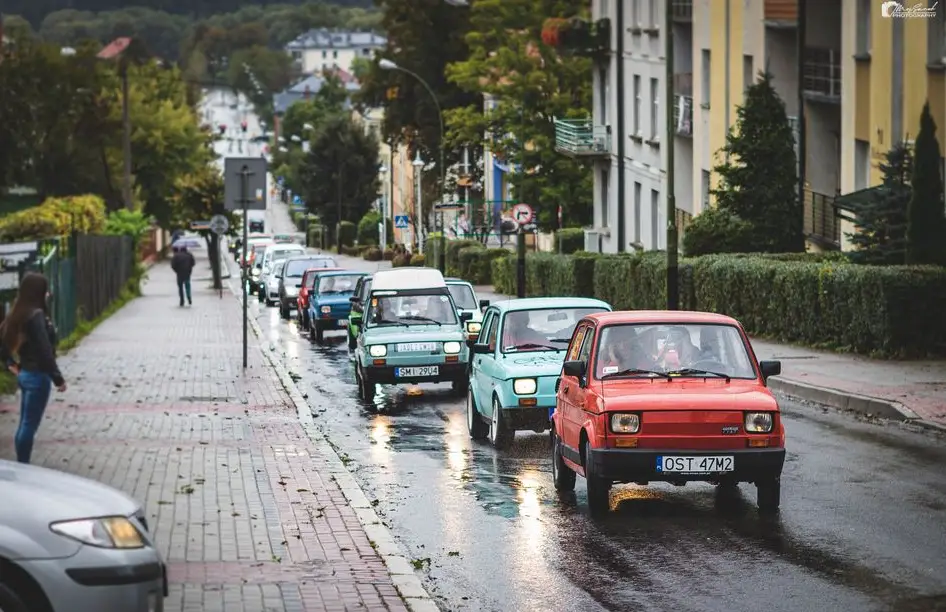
{"left": 443, "top": 0, "right": 594, "bottom": 230}
{"left": 712, "top": 71, "right": 803, "bottom": 252}
{"left": 226, "top": 44, "right": 297, "bottom": 122}
{"left": 170, "top": 165, "right": 229, "bottom": 289}
{"left": 297, "top": 112, "right": 380, "bottom": 231}
{"left": 846, "top": 143, "right": 912, "bottom": 265}
{"left": 905, "top": 103, "right": 946, "bottom": 265}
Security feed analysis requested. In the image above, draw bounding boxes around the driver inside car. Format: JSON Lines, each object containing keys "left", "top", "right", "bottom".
{"left": 656, "top": 326, "right": 699, "bottom": 370}
{"left": 502, "top": 312, "right": 548, "bottom": 350}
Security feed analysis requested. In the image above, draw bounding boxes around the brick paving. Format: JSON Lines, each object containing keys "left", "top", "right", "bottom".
{"left": 0, "top": 253, "right": 410, "bottom": 611}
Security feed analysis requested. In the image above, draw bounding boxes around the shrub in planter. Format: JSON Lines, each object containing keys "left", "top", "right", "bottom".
{"left": 363, "top": 247, "right": 383, "bottom": 261}
{"left": 341, "top": 245, "right": 363, "bottom": 256}
{"left": 392, "top": 253, "right": 411, "bottom": 267}
{"left": 338, "top": 221, "right": 357, "bottom": 247}
{"left": 410, "top": 254, "right": 426, "bottom": 266}
{"left": 554, "top": 228, "right": 585, "bottom": 254}
{"left": 383, "top": 248, "right": 395, "bottom": 261}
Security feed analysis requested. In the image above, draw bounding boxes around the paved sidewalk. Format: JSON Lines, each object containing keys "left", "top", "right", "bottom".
{"left": 0, "top": 253, "right": 420, "bottom": 611}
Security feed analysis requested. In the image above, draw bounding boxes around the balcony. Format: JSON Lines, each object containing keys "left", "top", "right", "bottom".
{"left": 672, "top": 0, "right": 692, "bottom": 21}
{"left": 803, "top": 47, "right": 842, "bottom": 102}
{"left": 543, "top": 18, "right": 611, "bottom": 62}
{"left": 554, "top": 118, "right": 611, "bottom": 158}
{"left": 764, "top": 0, "right": 797, "bottom": 27}
{"left": 804, "top": 189, "right": 841, "bottom": 249}
{"left": 673, "top": 95, "right": 693, "bottom": 137}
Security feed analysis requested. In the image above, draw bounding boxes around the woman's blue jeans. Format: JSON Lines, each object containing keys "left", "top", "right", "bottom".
{"left": 15, "top": 370, "right": 52, "bottom": 464}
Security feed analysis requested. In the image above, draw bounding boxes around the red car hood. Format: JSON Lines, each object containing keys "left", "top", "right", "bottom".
{"left": 598, "top": 380, "right": 778, "bottom": 412}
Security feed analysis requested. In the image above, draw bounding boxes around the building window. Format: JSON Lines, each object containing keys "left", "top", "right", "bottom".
{"left": 650, "top": 189, "right": 660, "bottom": 248}
{"left": 632, "top": 0, "right": 640, "bottom": 26}
{"left": 854, "top": 139, "right": 870, "bottom": 189}
{"left": 701, "top": 170, "right": 711, "bottom": 209}
{"left": 928, "top": 9, "right": 946, "bottom": 64}
{"left": 856, "top": 0, "right": 871, "bottom": 56}
{"left": 600, "top": 168, "right": 610, "bottom": 227}
{"left": 333, "top": 50, "right": 338, "bottom": 59}
{"left": 634, "top": 182, "right": 642, "bottom": 241}
{"left": 650, "top": 77, "right": 659, "bottom": 140}
{"left": 322, "top": 50, "right": 327, "bottom": 58}
{"left": 648, "top": 0, "right": 658, "bottom": 28}
{"left": 743, "top": 55, "right": 753, "bottom": 92}
{"left": 633, "top": 75, "right": 642, "bottom": 135}
{"left": 598, "top": 67, "right": 608, "bottom": 123}
{"left": 701, "top": 50, "right": 711, "bottom": 107}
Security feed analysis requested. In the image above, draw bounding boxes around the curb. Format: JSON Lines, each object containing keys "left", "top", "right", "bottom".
{"left": 226, "top": 276, "right": 439, "bottom": 612}
{"left": 768, "top": 377, "right": 946, "bottom": 433}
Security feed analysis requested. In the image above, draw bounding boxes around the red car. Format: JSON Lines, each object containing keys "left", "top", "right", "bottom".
{"left": 297, "top": 267, "right": 342, "bottom": 330}
{"left": 551, "top": 310, "right": 785, "bottom": 516}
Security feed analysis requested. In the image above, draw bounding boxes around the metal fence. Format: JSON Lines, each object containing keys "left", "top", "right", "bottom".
{"left": 27, "top": 238, "right": 78, "bottom": 340}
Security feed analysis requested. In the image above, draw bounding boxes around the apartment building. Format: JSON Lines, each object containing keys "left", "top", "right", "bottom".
{"left": 285, "top": 29, "right": 386, "bottom": 75}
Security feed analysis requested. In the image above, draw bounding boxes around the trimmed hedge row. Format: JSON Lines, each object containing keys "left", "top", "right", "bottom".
{"left": 482, "top": 248, "right": 946, "bottom": 357}
{"left": 0, "top": 195, "right": 107, "bottom": 242}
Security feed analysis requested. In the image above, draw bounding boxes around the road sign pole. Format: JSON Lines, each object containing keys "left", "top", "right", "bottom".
{"left": 240, "top": 165, "right": 250, "bottom": 370}
{"left": 516, "top": 227, "right": 526, "bottom": 299}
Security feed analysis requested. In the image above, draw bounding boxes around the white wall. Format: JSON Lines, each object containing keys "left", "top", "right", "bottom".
{"left": 300, "top": 47, "right": 375, "bottom": 74}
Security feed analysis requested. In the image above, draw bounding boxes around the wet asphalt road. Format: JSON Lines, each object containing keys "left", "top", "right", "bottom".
{"left": 241, "top": 262, "right": 946, "bottom": 612}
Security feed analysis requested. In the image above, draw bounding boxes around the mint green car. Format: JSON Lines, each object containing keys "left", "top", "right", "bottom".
{"left": 353, "top": 268, "right": 473, "bottom": 402}
{"left": 467, "top": 297, "right": 612, "bottom": 449}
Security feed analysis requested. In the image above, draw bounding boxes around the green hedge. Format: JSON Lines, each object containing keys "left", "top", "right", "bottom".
{"left": 357, "top": 211, "right": 395, "bottom": 246}
{"left": 308, "top": 225, "right": 330, "bottom": 249}
{"left": 456, "top": 246, "right": 510, "bottom": 285}
{"left": 338, "top": 221, "right": 357, "bottom": 247}
{"left": 491, "top": 251, "right": 600, "bottom": 297}
{"left": 410, "top": 254, "right": 426, "bottom": 266}
{"left": 554, "top": 228, "right": 585, "bottom": 254}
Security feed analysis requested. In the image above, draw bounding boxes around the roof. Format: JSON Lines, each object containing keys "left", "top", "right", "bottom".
{"left": 445, "top": 278, "right": 473, "bottom": 286}
{"left": 490, "top": 297, "right": 612, "bottom": 313}
{"left": 302, "top": 267, "right": 343, "bottom": 276}
{"left": 313, "top": 269, "right": 368, "bottom": 277}
{"left": 371, "top": 267, "right": 445, "bottom": 291}
{"left": 286, "top": 29, "right": 387, "bottom": 51}
{"left": 273, "top": 74, "right": 361, "bottom": 115}
{"left": 586, "top": 310, "right": 741, "bottom": 325}
{"left": 97, "top": 37, "right": 132, "bottom": 59}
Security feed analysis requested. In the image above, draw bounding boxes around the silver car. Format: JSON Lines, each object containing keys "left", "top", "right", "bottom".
{"left": 261, "top": 260, "right": 286, "bottom": 306}
{"left": 0, "top": 460, "right": 166, "bottom": 612}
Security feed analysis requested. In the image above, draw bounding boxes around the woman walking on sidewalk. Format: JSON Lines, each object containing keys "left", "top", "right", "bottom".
{"left": 0, "top": 273, "right": 67, "bottom": 464}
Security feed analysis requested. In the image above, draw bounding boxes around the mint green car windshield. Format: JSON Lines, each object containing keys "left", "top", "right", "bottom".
{"left": 367, "top": 293, "right": 458, "bottom": 327}
{"left": 502, "top": 307, "right": 606, "bottom": 353}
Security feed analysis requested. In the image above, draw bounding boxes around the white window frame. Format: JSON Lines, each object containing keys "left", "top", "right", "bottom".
{"left": 650, "top": 77, "right": 659, "bottom": 140}
{"left": 633, "top": 75, "right": 642, "bottom": 136}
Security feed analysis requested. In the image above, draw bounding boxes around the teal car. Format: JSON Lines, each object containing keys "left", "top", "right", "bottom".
{"left": 353, "top": 268, "right": 473, "bottom": 402}
{"left": 307, "top": 270, "right": 367, "bottom": 343}
{"left": 467, "top": 297, "right": 612, "bottom": 449}
{"left": 346, "top": 275, "right": 373, "bottom": 350}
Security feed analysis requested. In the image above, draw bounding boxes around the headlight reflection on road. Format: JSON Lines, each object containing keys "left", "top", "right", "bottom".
{"left": 370, "top": 417, "right": 393, "bottom": 461}
{"left": 444, "top": 412, "right": 467, "bottom": 478}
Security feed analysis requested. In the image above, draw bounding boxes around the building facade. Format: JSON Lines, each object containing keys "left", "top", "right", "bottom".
{"left": 286, "top": 29, "right": 386, "bottom": 75}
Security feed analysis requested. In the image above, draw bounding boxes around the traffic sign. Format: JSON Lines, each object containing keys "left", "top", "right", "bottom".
{"left": 395, "top": 214, "right": 410, "bottom": 229}
{"left": 512, "top": 203, "right": 534, "bottom": 225}
{"left": 223, "top": 157, "right": 268, "bottom": 211}
{"left": 190, "top": 220, "right": 211, "bottom": 231}
{"left": 209, "top": 214, "right": 230, "bottom": 235}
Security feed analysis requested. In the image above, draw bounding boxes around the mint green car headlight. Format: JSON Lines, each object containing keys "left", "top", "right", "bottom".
{"left": 443, "top": 341, "right": 462, "bottom": 354}
{"left": 369, "top": 345, "right": 387, "bottom": 357}
{"left": 513, "top": 378, "right": 537, "bottom": 395}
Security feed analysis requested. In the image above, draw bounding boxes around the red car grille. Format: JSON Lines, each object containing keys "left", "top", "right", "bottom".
{"left": 641, "top": 410, "right": 744, "bottom": 436}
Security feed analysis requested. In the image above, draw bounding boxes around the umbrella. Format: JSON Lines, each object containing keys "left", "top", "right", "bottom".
{"left": 172, "top": 237, "right": 203, "bottom": 250}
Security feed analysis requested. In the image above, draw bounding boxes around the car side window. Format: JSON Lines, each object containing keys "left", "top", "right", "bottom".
{"left": 576, "top": 326, "right": 594, "bottom": 364}
{"left": 567, "top": 325, "right": 589, "bottom": 361}
{"left": 482, "top": 312, "right": 499, "bottom": 352}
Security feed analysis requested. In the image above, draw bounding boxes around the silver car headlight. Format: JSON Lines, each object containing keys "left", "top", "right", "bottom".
{"left": 285, "top": 286, "right": 298, "bottom": 297}
{"left": 466, "top": 322, "right": 481, "bottom": 334}
{"left": 50, "top": 516, "right": 145, "bottom": 549}
{"left": 369, "top": 345, "right": 387, "bottom": 357}
{"left": 251, "top": 268, "right": 261, "bottom": 278}
{"left": 744, "top": 412, "right": 774, "bottom": 433}
{"left": 320, "top": 306, "right": 331, "bottom": 314}
{"left": 513, "top": 378, "right": 537, "bottom": 395}
{"left": 443, "top": 341, "right": 462, "bottom": 354}
{"left": 610, "top": 413, "right": 640, "bottom": 433}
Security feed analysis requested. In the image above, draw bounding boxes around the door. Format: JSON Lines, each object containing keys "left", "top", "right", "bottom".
{"left": 472, "top": 310, "right": 498, "bottom": 410}
{"left": 560, "top": 324, "right": 594, "bottom": 450}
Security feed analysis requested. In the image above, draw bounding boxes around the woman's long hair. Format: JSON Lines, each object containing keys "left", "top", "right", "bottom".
{"left": 0, "top": 273, "right": 49, "bottom": 354}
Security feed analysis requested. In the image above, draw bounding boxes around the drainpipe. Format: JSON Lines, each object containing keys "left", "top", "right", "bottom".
{"left": 615, "top": 0, "right": 626, "bottom": 252}
{"left": 797, "top": 0, "right": 807, "bottom": 227}
{"left": 724, "top": 0, "right": 731, "bottom": 160}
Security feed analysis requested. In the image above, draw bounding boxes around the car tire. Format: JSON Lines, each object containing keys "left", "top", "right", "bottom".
{"left": 551, "top": 430, "right": 576, "bottom": 492}
{"left": 280, "top": 301, "right": 290, "bottom": 319}
{"left": 756, "top": 478, "right": 781, "bottom": 515}
{"left": 489, "top": 397, "right": 513, "bottom": 450}
{"left": 0, "top": 581, "right": 29, "bottom": 612}
{"left": 314, "top": 323, "right": 324, "bottom": 344}
{"left": 584, "top": 441, "right": 611, "bottom": 515}
{"left": 451, "top": 376, "right": 468, "bottom": 397}
{"left": 357, "top": 364, "right": 375, "bottom": 402}
{"left": 467, "top": 387, "right": 488, "bottom": 440}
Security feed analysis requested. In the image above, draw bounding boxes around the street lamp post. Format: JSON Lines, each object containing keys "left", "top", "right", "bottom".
{"left": 378, "top": 58, "right": 446, "bottom": 273}
{"left": 379, "top": 164, "right": 388, "bottom": 252}
{"left": 412, "top": 151, "right": 424, "bottom": 254}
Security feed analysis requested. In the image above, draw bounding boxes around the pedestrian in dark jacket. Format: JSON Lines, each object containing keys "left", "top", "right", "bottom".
{"left": 170, "top": 246, "right": 196, "bottom": 306}
{"left": 0, "top": 272, "right": 66, "bottom": 464}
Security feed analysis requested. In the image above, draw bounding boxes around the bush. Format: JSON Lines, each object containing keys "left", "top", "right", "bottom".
{"left": 338, "top": 221, "right": 357, "bottom": 247}
{"left": 308, "top": 225, "right": 325, "bottom": 249}
{"left": 682, "top": 207, "right": 755, "bottom": 257}
{"left": 392, "top": 253, "right": 411, "bottom": 267}
{"left": 341, "top": 245, "right": 365, "bottom": 256}
{"left": 102, "top": 209, "right": 151, "bottom": 246}
{"left": 410, "top": 254, "right": 426, "bottom": 266}
{"left": 456, "top": 247, "right": 510, "bottom": 285}
{"left": 363, "top": 247, "right": 383, "bottom": 261}
{"left": 554, "top": 228, "right": 585, "bottom": 254}
{"left": 445, "top": 238, "right": 483, "bottom": 275}
{"left": 0, "top": 195, "right": 106, "bottom": 242}
{"left": 383, "top": 248, "right": 395, "bottom": 261}
{"left": 357, "top": 211, "right": 395, "bottom": 246}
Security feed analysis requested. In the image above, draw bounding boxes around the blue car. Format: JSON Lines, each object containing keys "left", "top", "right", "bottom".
{"left": 467, "top": 297, "right": 612, "bottom": 449}
{"left": 307, "top": 270, "right": 368, "bottom": 343}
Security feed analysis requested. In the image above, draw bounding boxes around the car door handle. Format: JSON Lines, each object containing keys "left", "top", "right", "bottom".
{"left": 563, "top": 385, "right": 569, "bottom": 393}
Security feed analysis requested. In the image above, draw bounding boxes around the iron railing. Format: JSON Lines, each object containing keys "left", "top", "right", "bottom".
{"left": 804, "top": 190, "right": 841, "bottom": 248}
{"left": 674, "top": 95, "right": 693, "bottom": 137}
{"left": 28, "top": 238, "right": 78, "bottom": 340}
{"left": 802, "top": 47, "right": 842, "bottom": 99}
{"left": 554, "top": 118, "right": 611, "bottom": 157}
{"left": 672, "top": 0, "right": 693, "bottom": 21}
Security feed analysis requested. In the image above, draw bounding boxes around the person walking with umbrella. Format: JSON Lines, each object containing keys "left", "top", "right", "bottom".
{"left": 0, "top": 273, "right": 67, "bottom": 464}
{"left": 171, "top": 245, "right": 196, "bottom": 306}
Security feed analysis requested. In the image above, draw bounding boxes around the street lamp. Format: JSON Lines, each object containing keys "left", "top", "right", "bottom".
{"left": 379, "top": 164, "right": 388, "bottom": 253}
{"left": 379, "top": 58, "right": 447, "bottom": 273}
{"left": 412, "top": 151, "right": 424, "bottom": 254}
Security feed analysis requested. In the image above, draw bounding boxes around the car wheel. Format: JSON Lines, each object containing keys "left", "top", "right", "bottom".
{"left": 756, "top": 478, "right": 781, "bottom": 515}
{"left": 551, "top": 429, "right": 576, "bottom": 492}
{"left": 315, "top": 323, "right": 324, "bottom": 344}
{"left": 451, "top": 376, "right": 468, "bottom": 397}
{"left": 584, "top": 441, "right": 611, "bottom": 515}
{"left": 0, "top": 581, "right": 29, "bottom": 612}
{"left": 302, "top": 311, "right": 310, "bottom": 331}
{"left": 489, "top": 397, "right": 513, "bottom": 450}
{"left": 357, "top": 364, "right": 376, "bottom": 402}
{"left": 280, "top": 302, "right": 290, "bottom": 319}
{"left": 467, "top": 386, "right": 488, "bottom": 440}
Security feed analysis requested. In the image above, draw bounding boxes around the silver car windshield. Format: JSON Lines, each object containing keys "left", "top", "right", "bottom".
{"left": 447, "top": 284, "right": 477, "bottom": 310}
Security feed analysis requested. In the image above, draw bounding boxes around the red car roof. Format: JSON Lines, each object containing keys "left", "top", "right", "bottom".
{"left": 586, "top": 310, "right": 741, "bottom": 326}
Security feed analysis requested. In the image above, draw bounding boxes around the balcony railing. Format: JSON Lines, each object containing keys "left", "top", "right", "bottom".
{"left": 554, "top": 118, "right": 611, "bottom": 157}
{"left": 674, "top": 72, "right": 693, "bottom": 96}
{"left": 804, "top": 189, "right": 841, "bottom": 248}
{"left": 673, "top": 95, "right": 693, "bottom": 137}
{"left": 672, "top": 0, "right": 693, "bottom": 21}
{"left": 803, "top": 47, "right": 842, "bottom": 100}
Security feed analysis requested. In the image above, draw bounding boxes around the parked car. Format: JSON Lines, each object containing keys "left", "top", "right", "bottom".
{"left": 445, "top": 278, "right": 490, "bottom": 343}
{"left": 346, "top": 275, "right": 373, "bottom": 350}
{"left": 297, "top": 267, "right": 343, "bottom": 331}
{"left": 261, "top": 260, "right": 286, "bottom": 306}
{"left": 257, "top": 244, "right": 306, "bottom": 301}
{"left": 277, "top": 255, "right": 338, "bottom": 319}
{"left": 305, "top": 271, "right": 368, "bottom": 343}
{"left": 352, "top": 268, "right": 472, "bottom": 402}
{"left": 0, "top": 460, "right": 167, "bottom": 612}
{"left": 550, "top": 310, "right": 785, "bottom": 515}
{"left": 468, "top": 298, "right": 612, "bottom": 449}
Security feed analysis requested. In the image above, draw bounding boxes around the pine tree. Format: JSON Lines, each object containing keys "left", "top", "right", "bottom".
{"left": 711, "top": 71, "right": 803, "bottom": 252}
{"left": 846, "top": 143, "right": 912, "bottom": 265}
{"left": 905, "top": 103, "right": 946, "bottom": 265}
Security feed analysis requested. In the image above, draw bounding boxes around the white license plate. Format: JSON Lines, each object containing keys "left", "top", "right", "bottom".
{"left": 658, "top": 455, "right": 734, "bottom": 473}
{"left": 338, "top": 319, "right": 347, "bottom": 326}
{"left": 395, "top": 366, "right": 439, "bottom": 377}
{"left": 396, "top": 342, "right": 436, "bottom": 352}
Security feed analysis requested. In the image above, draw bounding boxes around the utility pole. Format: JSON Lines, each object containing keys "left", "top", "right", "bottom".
{"left": 665, "top": 0, "right": 679, "bottom": 310}
{"left": 796, "top": 0, "right": 807, "bottom": 231}
{"left": 120, "top": 59, "right": 133, "bottom": 210}
{"left": 336, "top": 161, "right": 343, "bottom": 254}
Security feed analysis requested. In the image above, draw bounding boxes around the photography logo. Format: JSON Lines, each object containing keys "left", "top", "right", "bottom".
{"left": 881, "top": 1, "right": 939, "bottom": 18}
